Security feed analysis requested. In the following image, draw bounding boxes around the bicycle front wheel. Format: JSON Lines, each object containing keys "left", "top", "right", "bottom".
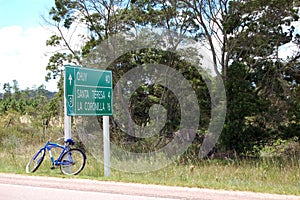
{"left": 59, "top": 148, "right": 86, "bottom": 175}
{"left": 26, "top": 149, "right": 45, "bottom": 173}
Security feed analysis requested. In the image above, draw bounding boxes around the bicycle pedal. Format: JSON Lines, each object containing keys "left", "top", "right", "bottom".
{"left": 50, "top": 166, "right": 55, "bottom": 170}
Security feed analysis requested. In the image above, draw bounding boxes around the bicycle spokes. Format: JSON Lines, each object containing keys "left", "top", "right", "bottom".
{"left": 60, "top": 149, "right": 86, "bottom": 175}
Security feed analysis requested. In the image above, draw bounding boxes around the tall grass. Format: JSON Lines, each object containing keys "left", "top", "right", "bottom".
{"left": 1, "top": 148, "right": 299, "bottom": 195}
{"left": 75, "top": 156, "right": 300, "bottom": 195}
{"left": 0, "top": 125, "right": 299, "bottom": 195}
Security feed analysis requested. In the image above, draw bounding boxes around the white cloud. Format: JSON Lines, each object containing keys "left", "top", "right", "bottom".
{"left": 0, "top": 25, "right": 58, "bottom": 92}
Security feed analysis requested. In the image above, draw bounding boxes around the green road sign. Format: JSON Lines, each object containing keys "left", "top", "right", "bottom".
{"left": 65, "top": 65, "right": 113, "bottom": 116}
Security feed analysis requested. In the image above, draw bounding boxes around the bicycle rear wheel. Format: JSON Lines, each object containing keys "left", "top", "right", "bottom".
{"left": 26, "top": 149, "right": 45, "bottom": 173}
{"left": 59, "top": 148, "right": 86, "bottom": 175}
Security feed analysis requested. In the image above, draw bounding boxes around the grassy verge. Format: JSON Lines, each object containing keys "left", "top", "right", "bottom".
{"left": 84, "top": 156, "right": 300, "bottom": 195}
{"left": 0, "top": 126, "right": 299, "bottom": 195}
{"left": 0, "top": 148, "right": 299, "bottom": 195}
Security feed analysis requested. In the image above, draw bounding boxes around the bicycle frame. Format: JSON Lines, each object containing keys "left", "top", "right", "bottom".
{"left": 36, "top": 141, "right": 71, "bottom": 166}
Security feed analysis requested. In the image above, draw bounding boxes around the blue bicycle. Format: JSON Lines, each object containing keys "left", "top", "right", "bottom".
{"left": 26, "top": 138, "right": 86, "bottom": 175}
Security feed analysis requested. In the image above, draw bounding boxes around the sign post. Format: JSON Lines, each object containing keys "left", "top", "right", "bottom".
{"left": 103, "top": 116, "right": 110, "bottom": 177}
{"left": 64, "top": 70, "right": 72, "bottom": 140}
{"left": 64, "top": 65, "right": 113, "bottom": 177}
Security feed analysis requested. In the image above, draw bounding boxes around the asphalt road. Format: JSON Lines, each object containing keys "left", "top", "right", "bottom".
{"left": 0, "top": 183, "right": 177, "bottom": 200}
{"left": 0, "top": 173, "right": 299, "bottom": 200}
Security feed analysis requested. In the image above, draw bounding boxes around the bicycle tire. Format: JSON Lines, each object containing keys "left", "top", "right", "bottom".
{"left": 59, "top": 148, "right": 86, "bottom": 175}
{"left": 26, "top": 149, "right": 45, "bottom": 173}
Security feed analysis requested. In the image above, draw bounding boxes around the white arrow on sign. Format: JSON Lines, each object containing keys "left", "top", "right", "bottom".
{"left": 68, "top": 74, "right": 73, "bottom": 85}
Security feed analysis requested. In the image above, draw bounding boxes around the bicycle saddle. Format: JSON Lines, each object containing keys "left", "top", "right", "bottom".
{"left": 65, "top": 138, "right": 75, "bottom": 145}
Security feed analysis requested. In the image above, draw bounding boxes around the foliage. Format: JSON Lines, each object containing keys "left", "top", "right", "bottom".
{"left": 260, "top": 136, "right": 300, "bottom": 158}
{"left": 43, "top": 0, "right": 300, "bottom": 156}
{"left": 0, "top": 81, "right": 57, "bottom": 128}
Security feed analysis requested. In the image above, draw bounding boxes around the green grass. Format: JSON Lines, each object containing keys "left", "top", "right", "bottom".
{"left": 0, "top": 125, "right": 299, "bottom": 196}
{"left": 1, "top": 147, "right": 299, "bottom": 196}
{"left": 93, "top": 158, "right": 300, "bottom": 195}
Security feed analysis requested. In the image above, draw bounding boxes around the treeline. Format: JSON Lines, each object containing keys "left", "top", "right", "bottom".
{"left": 0, "top": 80, "right": 58, "bottom": 126}
{"left": 41, "top": 0, "right": 300, "bottom": 157}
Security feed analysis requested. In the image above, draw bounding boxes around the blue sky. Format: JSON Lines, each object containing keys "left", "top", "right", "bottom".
{"left": 0, "top": 0, "right": 58, "bottom": 92}
{"left": 0, "top": 0, "right": 52, "bottom": 28}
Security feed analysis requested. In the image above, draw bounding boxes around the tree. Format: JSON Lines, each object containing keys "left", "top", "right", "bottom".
{"left": 45, "top": 0, "right": 132, "bottom": 80}
{"left": 45, "top": 0, "right": 300, "bottom": 156}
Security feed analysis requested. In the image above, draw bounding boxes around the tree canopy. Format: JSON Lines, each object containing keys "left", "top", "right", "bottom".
{"left": 44, "top": 0, "right": 300, "bottom": 157}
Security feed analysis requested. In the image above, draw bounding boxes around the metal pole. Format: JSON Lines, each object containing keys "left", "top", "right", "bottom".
{"left": 64, "top": 69, "right": 72, "bottom": 140}
{"left": 103, "top": 115, "right": 110, "bottom": 177}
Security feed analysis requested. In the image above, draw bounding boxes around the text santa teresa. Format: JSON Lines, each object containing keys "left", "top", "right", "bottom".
{"left": 76, "top": 89, "right": 107, "bottom": 99}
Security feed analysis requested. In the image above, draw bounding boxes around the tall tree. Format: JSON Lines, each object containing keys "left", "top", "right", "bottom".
{"left": 178, "top": 0, "right": 300, "bottom": 154}
{"left": 45, "top": 0, "right": 132, "bottom": 84}
{"left": 45, "top": 0, "right": 300, "bottom": 155}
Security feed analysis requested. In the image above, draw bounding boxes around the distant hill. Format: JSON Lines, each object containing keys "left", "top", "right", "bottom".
{"left": 0, "top": 88, "right": 57, "bottom": 100}
{"left": 25, "top": 89, "right": 57, "bottom": 100}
